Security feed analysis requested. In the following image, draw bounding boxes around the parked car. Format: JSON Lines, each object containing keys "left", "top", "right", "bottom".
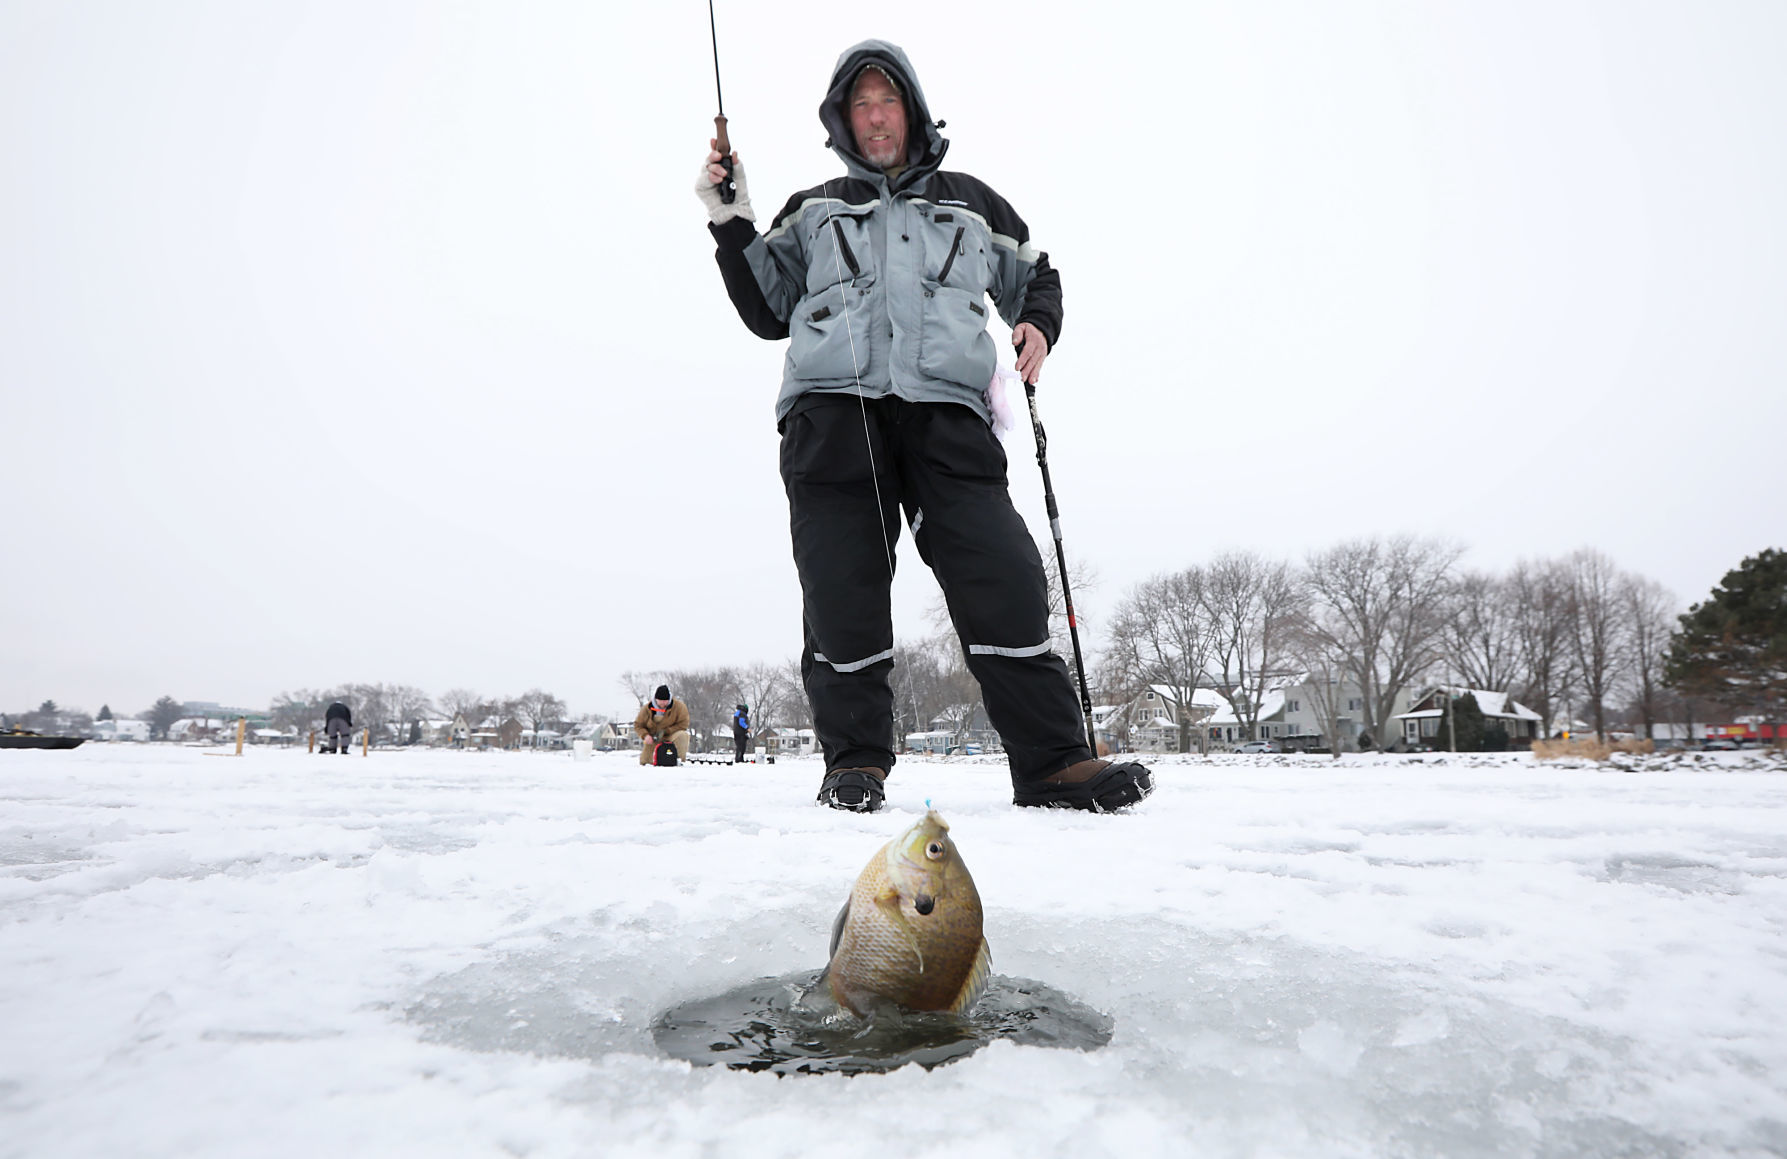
{"left": 1701, "top": 739, "right": 1739, "bottom": 751}
{"left": 1235, "top": 740, "right": 1282, "bottom": 754}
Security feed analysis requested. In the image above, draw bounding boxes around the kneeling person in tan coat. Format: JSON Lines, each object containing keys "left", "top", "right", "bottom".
{"left": 635, "top": 685, "right": 691, "bottom": 765}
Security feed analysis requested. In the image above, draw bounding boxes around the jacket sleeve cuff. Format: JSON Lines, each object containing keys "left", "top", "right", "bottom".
{"left": 1018, "top": 314, "right": 1060, "bottom": 351}
{"left": 709, "top": 216, "right": 759, "bottom": 253}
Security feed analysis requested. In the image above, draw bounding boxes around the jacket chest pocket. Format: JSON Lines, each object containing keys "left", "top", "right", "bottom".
{"left": 808, "top": 212, "right": 875, "bottom": 293}
{"left": 791, "top": 280, "right": 877, "bottom": 382}
{"left": 922, "top": 212, "right": 989, "bottom": 290}
{"left": 917, "top": 285, "right": 995, "bottom": 388}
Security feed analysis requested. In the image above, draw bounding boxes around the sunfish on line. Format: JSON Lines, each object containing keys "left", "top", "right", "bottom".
{"left": 822, "top": 809, "right": 991, "bottom": 1016}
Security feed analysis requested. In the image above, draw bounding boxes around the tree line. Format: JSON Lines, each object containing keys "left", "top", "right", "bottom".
{"left": 15, "top": 543, "right": 1778, "bottom": 755}
{"left": 1097, "top": 535, "right": 1779, "bottom": 752}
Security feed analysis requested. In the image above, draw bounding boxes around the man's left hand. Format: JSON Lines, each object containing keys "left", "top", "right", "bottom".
{"left": 1013, "top": 323, "right": 1049, "bottom": 385}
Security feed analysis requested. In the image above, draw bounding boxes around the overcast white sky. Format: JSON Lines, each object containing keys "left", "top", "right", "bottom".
{"left": 3, "top": 2, "right": 1783, "bottom": 721}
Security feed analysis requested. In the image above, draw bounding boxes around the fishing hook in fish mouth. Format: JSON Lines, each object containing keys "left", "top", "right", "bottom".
{"left": 914, "top": 894, "right": 936, "bottom": 915}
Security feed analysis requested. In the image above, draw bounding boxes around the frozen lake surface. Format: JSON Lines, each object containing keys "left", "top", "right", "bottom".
{"left": 3, "top": 744, "right": 1786, "bottom": 1157}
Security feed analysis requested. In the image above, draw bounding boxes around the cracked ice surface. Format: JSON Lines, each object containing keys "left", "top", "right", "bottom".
{"left": 2, "top": 744, "right": 1786, "bottom": 1157}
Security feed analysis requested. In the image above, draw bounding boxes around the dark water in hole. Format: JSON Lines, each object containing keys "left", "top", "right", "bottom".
{"left": 651, "top": 970, "right": 1113, "bottom": 1076}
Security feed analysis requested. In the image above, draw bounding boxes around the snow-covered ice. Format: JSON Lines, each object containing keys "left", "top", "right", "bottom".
{"left": 3, "top": 744, "right": 1785, "bottom": 1157}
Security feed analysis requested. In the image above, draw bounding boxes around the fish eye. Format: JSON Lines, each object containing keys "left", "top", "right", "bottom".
{"left": 925, "top": 840, "right": 946, "bottom": 860}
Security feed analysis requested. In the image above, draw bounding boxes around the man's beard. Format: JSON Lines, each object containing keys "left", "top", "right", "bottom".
{"left": 862, "top": 139, "right": 903, "bottom": 168}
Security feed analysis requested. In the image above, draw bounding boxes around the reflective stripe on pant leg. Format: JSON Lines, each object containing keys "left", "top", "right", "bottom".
{"left": 782, "top": 399, "right": 902, "bottom": 773}
{"left": 813, "top": 647, "right": 897, "bottom": 673}
{"left": 966, "top": 640, "right": 1052, "bottom": 659}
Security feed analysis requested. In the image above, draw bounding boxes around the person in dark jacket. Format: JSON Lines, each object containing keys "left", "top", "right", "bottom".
{"left": 324, "top": 701, "right": 353, "bottom": 755}
{"left": 732, "top": 704, "right": 750, "bottom": 764}
{"left": 697, "top": 40, "right": 1151, "bottom": 815}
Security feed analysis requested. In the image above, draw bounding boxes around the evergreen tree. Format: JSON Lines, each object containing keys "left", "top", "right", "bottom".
{"left": 98, "top": 704, "right": 113, "bottom": 721}
{"left": 1442, "top": 692, "right": 1488, "bottom": 752}
{"left": 149, "top": 695, "right": 184, "bottom": 741}
{"left": 1664, "top": 549, "right": 1787, "bottom": 718}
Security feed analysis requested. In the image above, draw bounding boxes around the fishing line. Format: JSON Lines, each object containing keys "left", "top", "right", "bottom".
{"left": 819, "top": 177, "right": 898, "bottom": 587}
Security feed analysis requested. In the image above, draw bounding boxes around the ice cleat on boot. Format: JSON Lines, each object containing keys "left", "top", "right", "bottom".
{"left": 817, "top": 767, "right": 886, "bottom": 813}
{"left": 1013, "top": 758, "right": 1154, "bottom": 812}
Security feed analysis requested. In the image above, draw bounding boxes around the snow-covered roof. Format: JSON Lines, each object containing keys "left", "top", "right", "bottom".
{"left": 1146, "top": 685, "right": 1225, "bottom": 710}
{"left": 1394, "top": 688, "right": 1541, "bottom": 723}
{"left": 1205, "top": 688, "right": 1286, "bottom": 726}
{"left": 1465, "top": 690, "right": 1540, "bottom": 721}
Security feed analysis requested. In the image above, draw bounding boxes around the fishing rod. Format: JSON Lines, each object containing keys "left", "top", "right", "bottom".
{"left": 707, "top": 0, "right": 736, "bottom": 205}
{"left": 1024, "top": 375, "right": 1100, "bottom": 758}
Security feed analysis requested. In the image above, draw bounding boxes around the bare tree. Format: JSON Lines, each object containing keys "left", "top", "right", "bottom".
{"left": 1040, "top": 538, "right": 1099, "bottom": 661}
{"left": 387, "top": 685, "right": 435, "bottom": 744}
{"left": 617, "top": 670, "right": 668, "bottom": 708}
{"left": 664, "top": 667, "right": 736, "bottom": 751}
{"left": 1303, "top": 535, "right": 1462, "bottom": 748}
{"left": 778, "top": 657, "right": 814, "bottom": 730}
{"left": 1441, "top": 571, "right": 1521, "bottom": 693}
{"left": 1621, "top": 573, "right": 1677, "bottom": 740}
{"left": 437, "top": 688, "right": 483, "bottom": 725}
{"left": 1565, "top": 548, "right": 1631, "bottom": 741}
{"left": 1201, "top": 550, "right": 1304, "bottom": 742}
{"left": 1103, "top": 568, "right": 1216, "bottom": 753}
{"left": 1507, "top": 557, "right": 1577, "bottom": 736}
{"left": 343, "top": 683, "right": 393, "bottom": 745}
{"left": 1284, "top": 616, "right": 1355, "bottom": 759}
{"left": 730, "top": 661, "right": 791, "bottom": 743}
{"left": 269, "top": 689, "right": 327, "bottom": 736}
{"left": 514, "top": 688, "right": 568, "bottom": 749}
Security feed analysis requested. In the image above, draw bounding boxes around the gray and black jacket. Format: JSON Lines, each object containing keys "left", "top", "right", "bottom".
{"left": 709, "top": 40, "right": 1063, "bottom": 424}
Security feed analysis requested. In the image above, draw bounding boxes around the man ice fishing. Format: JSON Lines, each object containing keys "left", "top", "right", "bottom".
{"left": 697, "top": 40, "right": 1153, "bottom": 814}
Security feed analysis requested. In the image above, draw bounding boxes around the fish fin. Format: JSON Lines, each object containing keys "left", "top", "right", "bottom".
{"left": 949, "top": 937, "right": 993, "bottom": 1016}
{"left": 828, "top": 897, "right": 851, "bottom": 960}
{"left": 874, "top": 888, "right": 923, "bottom": 974}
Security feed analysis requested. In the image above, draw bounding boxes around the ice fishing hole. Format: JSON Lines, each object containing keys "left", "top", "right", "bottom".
{"left": 650, "top": 970, "right": 1113, "bottom": 1076}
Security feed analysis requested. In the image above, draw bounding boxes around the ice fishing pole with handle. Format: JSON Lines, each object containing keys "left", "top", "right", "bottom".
{"left": 708, "top": 0, "right": 736, "bottom": 204}
{"left": 1022, "top": 355, "right": 1100, "bottom": 759}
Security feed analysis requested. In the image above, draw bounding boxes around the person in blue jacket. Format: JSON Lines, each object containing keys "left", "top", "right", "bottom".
{"left": 732, "top": 704, "right": 750, "bottom": 764}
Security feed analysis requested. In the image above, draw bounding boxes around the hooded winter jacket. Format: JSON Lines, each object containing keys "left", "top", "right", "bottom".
{"left": 709, "top": 40, "right": 1063, "bottom": 424}
{"left": 634, "top": 698, "right": 690, "bottom": 742}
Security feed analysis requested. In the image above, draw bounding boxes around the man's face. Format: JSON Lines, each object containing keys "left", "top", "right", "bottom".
{"left": 850, "top": 67, "right": 907, "bottom": 170}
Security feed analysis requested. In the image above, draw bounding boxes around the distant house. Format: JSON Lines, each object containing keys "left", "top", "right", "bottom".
{"left": 168, "top": 717, "right": 228, "bottom": 742}
{"left": 1116, "top": 676, "right": 1413, "bottom": 753}
{"left": 1123, "top": 686, "right": 1224, "bottom": 753}
{"left": 924, "top": 704, "right": 1000, "bottom": 753}
{"left": 762, "top": 727, "right": 816, "bottom": 757}
{"left": 1392, "top": 687, "right": 1542, "bottom": 749}
{"left": 905, "top": 730, "right": 954, "bottom": 755}
{"left": 88, "top": 719, "right": 151, "bottom": 742}
{"left": 470, "top": 715, "right": 524, "bottom": 749}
